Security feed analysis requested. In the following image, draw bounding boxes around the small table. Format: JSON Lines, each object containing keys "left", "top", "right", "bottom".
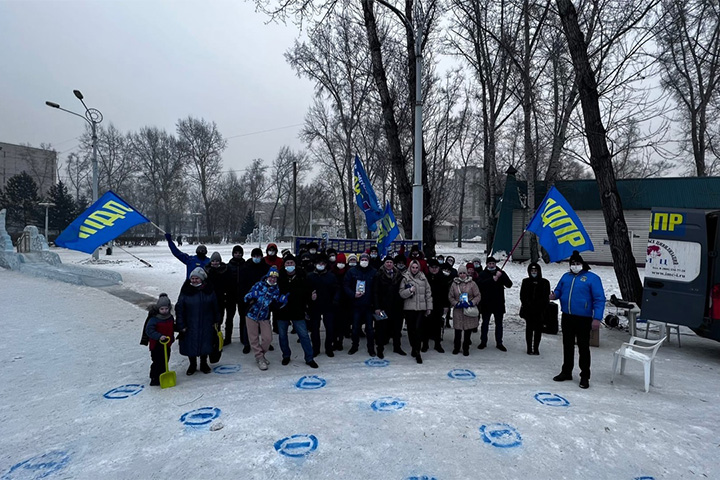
{"left": 625, "top": 302, "right": 642, "bottom": 336}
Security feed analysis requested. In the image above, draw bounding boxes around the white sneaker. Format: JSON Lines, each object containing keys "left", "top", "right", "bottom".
{"left": 257, "top": 358, "right": 268, "bottom": 371}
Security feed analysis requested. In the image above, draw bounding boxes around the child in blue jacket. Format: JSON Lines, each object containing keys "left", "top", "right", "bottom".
{"left": 244, "top": 267, "right": 288, "bottom": 370}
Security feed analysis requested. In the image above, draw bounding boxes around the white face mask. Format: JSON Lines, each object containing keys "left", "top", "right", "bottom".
{"left": 336, "top": 263, "right": 346, "bottom": 269}
{"left": 530, "top": 272, "right": 538, "bottom": 278}
{"left": 360, "top": 260, "right": 369, "bottom": 268}
{"left": 370, "top": 253, "right": 378, "bottom": 258}
{"left": 252, "top": 257, "right": 261, "bottom": 264}
{"left": 442, "top": 270, "right": 450, "bottom": 276}
{"left": 309, "top": 249, "right": 317, "bottom": 254}
{"left": 316, "top": 264, "right": 326, "bottom": 271}
{"left": 349, "top": 262, "right": 357, "bottom": 268}
{"left": 570, "top": 265, "right": 582, "bottom": 274}
{"left": 329, "top": 255, "right": 336, "bottom": 262}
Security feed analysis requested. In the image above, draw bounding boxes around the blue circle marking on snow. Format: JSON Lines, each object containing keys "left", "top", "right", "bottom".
{"left": 2, "top": 450, "right": 70, "bottom": 479}
{"left": 295, "top": 375, "right": 327, "bottom": 390}
{"left": 213, "top": 364, "right": 241, "bottom": 374}
{"left": 274, "top": 434, "right": 319, "bottom": 458}
{"left": 103, "top": 384, "right": 144, "bottom": 399}
{"left": 448, "top": 368, "right": 476, "bottom": 380}
{"left": 634, "top": 477, "right": 655, "bottom": 480}
{"left": 179, "top": 407, "right": 221, "bottom": 428}
{"left": 407, "top": 477, "right": 438, "bottom": 480}
{"left": 479, "top": 423, "right": 523, "bottom": 448}
{"left": 371, "top": 396, "right": 407, "bottom": 412}
{"left": 365, "top": 358, "right": 390, "bottom": 367}
{"left": 534, "top": 392, "right": 570, "bottom": 407}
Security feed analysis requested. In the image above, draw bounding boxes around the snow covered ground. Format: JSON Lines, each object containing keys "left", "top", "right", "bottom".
{"left": 1, "top": 242, "right": 719, "bottom": 480}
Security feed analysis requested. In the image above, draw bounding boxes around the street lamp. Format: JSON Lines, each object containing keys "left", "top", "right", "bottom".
{"left": 38, "top": 202, "right": 55, "bottom": 240}
{"left": 375, "top": 0, "right": 424, "bottom": 242}
{"left": 191, "top": 212, "right": 202, "bottom": 244}
{"left": 255, "top": 210, "right": 265, "bottom": 248}
{"left": 45, "top": 89, "right": 103, "bottom": 259}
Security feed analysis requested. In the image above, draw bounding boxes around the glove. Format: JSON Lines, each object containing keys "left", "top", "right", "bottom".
{"left": 164, "top": 232, "right": 172, "bottom": 241}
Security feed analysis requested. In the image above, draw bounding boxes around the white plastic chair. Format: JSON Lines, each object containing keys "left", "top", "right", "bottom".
{"left": 643, "top": 320, "right": 681, "bottom": 347}
{"left": 611, "top": 336, "right": 664, "bottom": 392}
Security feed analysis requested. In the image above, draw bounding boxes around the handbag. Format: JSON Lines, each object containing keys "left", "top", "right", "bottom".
{"left": 463, "top": 305, "right": 479, "bottom": 317}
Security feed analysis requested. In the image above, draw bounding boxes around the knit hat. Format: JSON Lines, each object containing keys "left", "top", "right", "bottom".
{"left": 383, "top": 255, "right": 394, "bottom": 263}
{"left": 466, "top": 262, "right": 475, "bottom": 271}
{"left": 316, "top": 253, "right": 329, "bottom": 264}
{"left": 156, "top": 293, "right": 171, "bottom": 309}
{"left": 336, "top": 253, "right": 347, "bottom": 263}
{"left": 393, "top": 254, "right": 406, "bottom": 265}
{"left": 210, "top": 252, "right": 222, "bottom": 263}
{"left": 359, "top": 252, "right": 370, "bottom": 261}
{"left": 326, "top": 247, "right": 337, "bottom": 256}
{"left": 268, "top": 266, "right": 280, "bottom": 277}
{"left": 428, "top": 258, "right": 440, "bottom": 268}
{"left": 457, "top": 264, "right": 468, "bottom": 274}
{"left": 347, "top": 253, "right": 358, "bottom": 263}
{"left": 232, "top": 245, "right": 243, "bottom": 255}
{"left": 196, "top": 245, "right": 207, "bottom": 256}
{"left": 283, "top": 253, "right": 296, "bottom": 263}
{"left": 569, "top": 250, "right": 584, "bottom": 264}
{"left": 189, "top": 267, "right": 207, "bottom": 281}
{"left": 486, "top": 256, "right": 498, "bottom": 264}
{"left": 251, "top": 247, "right": 263, "bottom": 258}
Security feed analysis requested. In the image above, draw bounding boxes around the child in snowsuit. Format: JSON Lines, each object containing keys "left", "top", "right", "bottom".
{"left": 145, "top": 293, "right": 175, "bottom": 386}
{"left": 244, "top": 266, "right": 288, "bottom": 370}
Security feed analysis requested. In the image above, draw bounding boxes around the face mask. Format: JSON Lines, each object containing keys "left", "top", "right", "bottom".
{"left": 349, "top": 262, "right": 357, "bottom": 268}
{"left": 285, "top": 266, "right": 295, "bottom": 274}
{"left": 531, "top": 272, "right": 538, "bottom": 278}
{"left": 360, "top": 260, "right": 369, "bottom": 268}
{"left": 370, "top": 253, "right": 378, "bottom": 258}
{"left": 316, "top": 264, "right": 326, "bottom": 271}
{"left": 474, "top": 262, "right": 481, "bottom": 269}
{"left": 442, "top": 270, "right": 450, "bottom": 276}
{"left": 336, "top": 263, "right": 345, "bottom": 269}
{"left": 253, "top": 257, "right": 261, "bottom": 264}
{"left": 309, "top": 249, "right": 317, "bottom": 254}
{"left": 398, "top": 265, "right": 406, "bottom": 270}
{"left": 329, "top": 255, "right": 336, "bottom": 262}
{"left": 268, "top": 250, "right": 277, "bottom": 256}
{"left": 487, "top": 266, "right": 496, "bottom": 271}
{"left": 570, "top": 265, "right": 582, "bottom": 274}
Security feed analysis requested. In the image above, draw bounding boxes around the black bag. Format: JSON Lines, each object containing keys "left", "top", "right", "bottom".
{"left": 543, "top": 302, "right": 559, "bottom": 334}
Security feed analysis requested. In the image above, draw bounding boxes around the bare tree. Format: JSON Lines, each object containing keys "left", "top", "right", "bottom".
{"left": 240, "top": 158, "right": 271, "bottom": 216}
{"left": 267, "top": 146, "right": 310, "bottom": 237}
{"left": 176, "top": 116, "right": 227, "bottom": 236}
{"left": 555, "top": 0, "right": 643, "bottom": 303}
{"left": 656, "top": 0, "right": 720, "bottom": 176}
{"left": 64, "top": 152, "right": 90, "bottom": 202}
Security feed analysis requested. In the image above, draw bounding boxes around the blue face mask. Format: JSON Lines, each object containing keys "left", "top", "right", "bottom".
{"left": 285, "top": 265, "right": 296, "bottom": 274}
{"left": 253, "top": 257, "right": 261, "bottom": 264}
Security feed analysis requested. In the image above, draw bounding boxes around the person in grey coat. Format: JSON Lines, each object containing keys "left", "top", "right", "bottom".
{"left": 175, "top": 267, "right": 221, "bottom": 376}
{"left": 399, "top": 259, "right": 433, "bottom": 364}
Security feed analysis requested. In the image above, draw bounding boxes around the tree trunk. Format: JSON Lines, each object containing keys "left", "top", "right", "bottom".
{"left": 556, "top": 0, "right": 643, "bottom": 303}
{"left": 457, "top": 168, "right": 467, "bottom": 248}
{"left": 362, "top": 0, "right": 413, "bottom": 237}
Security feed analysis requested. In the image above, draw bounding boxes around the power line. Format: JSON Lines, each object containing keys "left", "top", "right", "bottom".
{"left": 225, "top": 123, "right": 304, "bottom": 140}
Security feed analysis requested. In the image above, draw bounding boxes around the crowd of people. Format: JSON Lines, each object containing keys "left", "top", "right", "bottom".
{"left": 142, "top": 236, "right": 605, "bottom": 390}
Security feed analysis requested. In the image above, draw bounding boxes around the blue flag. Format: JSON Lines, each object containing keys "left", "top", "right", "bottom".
{"left": 55, "top": 191, "right": 150, "bottom": 253}
{"left": 526, "top": 186, "right": 594, "bottom": 262}
{"left": 353, "top": 155, "right": 383, "bottom": 231}
{"left": 376, "top": 201, "right": 400, "bottom": 256}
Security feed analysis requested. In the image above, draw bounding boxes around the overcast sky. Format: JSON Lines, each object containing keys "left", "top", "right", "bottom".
{"left": 0, "top": 0, "right": 315, "bottom": 179}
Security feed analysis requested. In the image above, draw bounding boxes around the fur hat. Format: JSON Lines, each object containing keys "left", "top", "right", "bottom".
{"left": 189, "top": 267, "right": 207, "bottom": 281}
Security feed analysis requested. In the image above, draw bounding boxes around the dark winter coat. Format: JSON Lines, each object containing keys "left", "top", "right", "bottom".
{"left": 344, "top": 265, "right": 377, "bottom": 308}
{"left": 205, "top": 262, "right": 232, "bottom": 311}
{"left": 175, "top": 281, "right": 221, "bottom": 357}
{"left": 477, "top": 267, "right": 513, "bottom": 314}
{"left": 168, "top": 240, "right": 210, "bottom": 279}
{"left": 244, "top": 276, "right": 288, "bottom": 321}
{"left": 519, "top": 262, "right": 550, "bottom": 320}
{"left": 307, "top": 269, "right": 340, "bottom": 313}
{"left": 276, "top": 270, "right": 310, "bottom": 321}
{"left": 227, "top": 257, "right": 246, "bottom": 301}
{"left": 427, "top": 271, "right": 451, "bottom": 310}
{"left": 145, "top": 313, "right": 175, "bottom": 350}
{"left": 372, "top": 267, "right": 403, "bottom": 314}
{"left": 239, "top": 259, "right": 270, "bottom": 300}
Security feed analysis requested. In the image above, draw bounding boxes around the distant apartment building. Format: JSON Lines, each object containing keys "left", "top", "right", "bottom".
{"left": 0, "top": 142, "right": 57, "bottom": 197}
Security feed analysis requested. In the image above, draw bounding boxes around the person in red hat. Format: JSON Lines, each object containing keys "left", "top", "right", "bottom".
{"left": 264, "top": 243, "right": 283, "bottom": 269}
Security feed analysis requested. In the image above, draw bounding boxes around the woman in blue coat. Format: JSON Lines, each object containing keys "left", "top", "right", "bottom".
{"left": 550, "top": 250, "right": 605, "bottom": 389}
{"left": 175, "top": 267, "right": 221, "bottom": 376}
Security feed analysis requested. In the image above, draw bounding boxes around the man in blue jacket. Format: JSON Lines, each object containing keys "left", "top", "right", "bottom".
{"left": 165, "top": 233, "right": 210, "bottom": 278}
{"left": 344, "top": 252, "right": 377, "bottom": 356}
{"left": 551, "top": 250, "right": 605, "bottom": 389}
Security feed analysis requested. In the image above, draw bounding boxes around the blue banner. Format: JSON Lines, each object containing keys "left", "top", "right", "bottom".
{"left": 353, "top": 155, "right": 383, "bottom": 231}
{"left": 55, "top": 191, "right": 150, "bottom": 253}
{"left": 376, "top": 201, "right": 400, "bottom": 256}
{"left": 526, "top": 186, "right": 594, "bottom": 262}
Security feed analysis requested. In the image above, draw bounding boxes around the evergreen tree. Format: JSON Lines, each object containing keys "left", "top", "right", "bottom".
{"left": 3, "top": 172, "right": 42, "bottom": 231}
{"left": 48, "top": 181, "right": 78, "bottom": 233}
{"left": 240, "top": 210, "right": 257, "bottom": 239}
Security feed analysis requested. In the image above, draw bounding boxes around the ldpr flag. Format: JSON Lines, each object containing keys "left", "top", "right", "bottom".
{"left": 526, "top": 186, "right": 594, "bottom": 262}
{"left": 55, "top": 191, "right": 150, "bottom": 253}
{"left": 376, "top": 201, "right": 400, "bottom": 256}
{"left": 353, "top": 155, "right": 383, "bottom": 231}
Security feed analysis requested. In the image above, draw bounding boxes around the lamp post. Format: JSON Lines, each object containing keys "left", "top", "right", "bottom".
{"left": 38, "top": 202, "right": 55, "bottom": 240}
{"left": 191, "top": 212, "right": 202, "bottom": 244}
{"left": 375, "top": 0, "right": 424, "bottom": 242}
{"left": 45, "top": 90, "right": 103, "bottom": 258}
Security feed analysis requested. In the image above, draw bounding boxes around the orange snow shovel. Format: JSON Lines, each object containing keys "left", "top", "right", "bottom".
{"left": 159, "top": 337, "right": 176, "bottom": 389}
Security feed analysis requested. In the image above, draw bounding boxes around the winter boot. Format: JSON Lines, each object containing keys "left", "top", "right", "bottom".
{"left": 186, "top": 357, "right": 197, "bottom": 376}
{"left": 200, "top": 356, "right": 211, "bottom": 374}
{"left": 434, "top": 342, "right": 445, "bottom": 353}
